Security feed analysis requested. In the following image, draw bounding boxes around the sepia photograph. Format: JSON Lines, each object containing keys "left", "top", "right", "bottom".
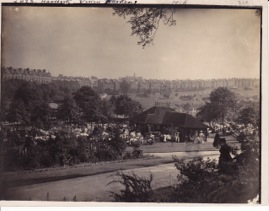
{"left": 0, "top": 0, "right": 267, "bottom": 205}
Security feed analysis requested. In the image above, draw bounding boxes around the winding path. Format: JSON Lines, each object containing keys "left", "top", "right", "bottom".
{"left": 3, "top": 151, "right": 219, "bottom": 202}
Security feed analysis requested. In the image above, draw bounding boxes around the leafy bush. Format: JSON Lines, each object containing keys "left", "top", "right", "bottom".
{"left": 95, "top": 130, "right": 127, "bottom": 161}
{"left": 123, "top": 142, "right": 144, "bottom": 159}
{"left": 171, "top": 157, "right": 228, "bottom": 203}
{"left": 123, "top": 151, "right": 132, "bottom": 160}
{"left": 106, "top": 122, "right": 260, "bottom": 203}
{"left": 170, "top": 142, "right": 260, "bottom": 203}
{"left": 109, "top": 171, "right": 153, "bottom": 202}
{"left": 131, "top": 145, "right": 143, "bottom": 159}
{"left": 76, "top": 138, "right": 96, "bottom": 163}
{"left": 46, "top": 131, "right": 78, "bottom": 166}
{"left": 233, "top": 124, "right": 259, "bottom": 143}
{"left": 3, "top": 127, "right": 129, "bottom": 171}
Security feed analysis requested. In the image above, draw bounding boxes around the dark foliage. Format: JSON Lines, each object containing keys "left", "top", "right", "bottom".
{"left": 108, "top": 135, "right": 259, "bottom": 203}
{"left": 119, "top": 80, "right": 131, "bottom": 95}
{"left": 109, "top": 171, "right": 153, "bottom": 202}
{"left": 95, "top": 129, "right": 127, "bottom": 161}
{"left": 3, "top": 126, "right": 128, "bottom": 171}
{"left": 57, "top": 96, "right": 82, "bottom": 123}
{"left": 113, "top": 8, "right": 176, "bottom": 48}
{"left": 131, "top": 142, "right": 144, "bottom": 159}
{"left": 170, "top": 138, "right": 260, "bottom": 203}
{"left": 73, "top": 86, "right": 110, "bottom": 123}
{"left": 2, "top": 79, "right": 80, "bottom": 126}
{"left": 197, "top": 87, "right": 237, "bottom": 123}
{"left": 2, "top": 81, "right": 55, "bottom": 129}
{"left": 236, "top": 103, "right": 260, "bottom": 127}
{"left": 109, "top": 94, "right": 143, "bottom": 118}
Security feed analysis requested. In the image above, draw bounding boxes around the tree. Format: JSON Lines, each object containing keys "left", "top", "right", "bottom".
{"left": 57, "top": 96, "right": 81, "bottom": 123}
{"left": 6, "top": 98, "right": 30, "bottom": 126}
{"left": 237, "top": 103, "right": 260, "bottom": 127}
{"left": 196, "top": 102, "right": 219, "bottom": 123}
{"left": 31, "top": 102, "right": 52, "bottom": 128}
{"left": 113, "top": 8, "right": 176, "bottom": 48}
{"left": 110, "top": 95, "right": 143, "bottom": 118}
{"left": 119, "top": 80, "right": 130, "bottom": 95}
{"left": 99, "top": 99, "right": 114, "bottom": 122}
{"left": 73, "top": 86, "right": 106, "bottom": 122}
{"left": 6, "top": 82, "right": 52, "bottom": 128}
{"left": 1, "top": 78, "right": 26, "bottom": 112}
{"left": 197, "top": 87, "right": 237, "bottom": 123}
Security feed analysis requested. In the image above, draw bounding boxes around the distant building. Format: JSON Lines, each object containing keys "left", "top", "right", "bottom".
{"left": 54, "top": 74, "right": 92, "bottom": 88}
{"left": 2, "top": 67, "right": 260, "bottom": 93}
{"left": 2, "top": 67, "right": 52, "bottom": 83}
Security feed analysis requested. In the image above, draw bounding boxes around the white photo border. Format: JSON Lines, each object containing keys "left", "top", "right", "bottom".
{"left": 0, "top": 0, "right": 268, "bottom": 207}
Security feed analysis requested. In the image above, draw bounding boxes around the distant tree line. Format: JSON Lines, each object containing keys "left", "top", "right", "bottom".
{"left": 1, "top": 79, "right": 143, "bottom": 128}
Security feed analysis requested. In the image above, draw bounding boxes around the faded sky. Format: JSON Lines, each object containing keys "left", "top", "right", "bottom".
{"left": 2, "top": 6, "right": 261, "bottom": 80}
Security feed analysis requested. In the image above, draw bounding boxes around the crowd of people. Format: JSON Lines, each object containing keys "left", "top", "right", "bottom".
{"left": 3, "top": 121, "right": 211, "bottom": 147}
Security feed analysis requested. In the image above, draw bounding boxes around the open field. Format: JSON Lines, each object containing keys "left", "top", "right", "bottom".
{"left": 102, "top": 86, "right": 259, "bottom": 111}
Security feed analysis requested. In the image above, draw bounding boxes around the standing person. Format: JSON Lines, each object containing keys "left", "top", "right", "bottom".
{"left": 193, "top": 131, "right": 201, "bottom": 151}
{"left": 193, "top": 131, "right": 199, "bottom": 144}
{"left": 218, "top": 138, "right": 233, "bottom": 169}
{"left": 163, "top": 134, "right": 167, "bottom": 142}
{"left": 174, "top": 130, "right": 180, "bottom": 143}
{"left": 213, "top": 131, "right": 220, "bottom": 148}
{"left": 198, "top": 131, "right": 205, "bottom": 143}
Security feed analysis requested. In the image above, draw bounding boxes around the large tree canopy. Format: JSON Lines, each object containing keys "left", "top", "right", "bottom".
{"left": 237, "top": 102, "right": 260, "bottom": 127}
{"left": 6, "top": 82, "right": 52, "bottom": 128}
{"left": 110, "top": 95, "right": 143, "bottom": 118}
{"left": 7, "top": 98, "right": 30, "bottom": 125}
{"left": 197, "top": 87, "right": 237, "bottom": 123}
{"left": 73, "top": 86, "right": 111, "bottom": 123}
{"left": 57, "top": 96, "right": 81, "bottom": 123}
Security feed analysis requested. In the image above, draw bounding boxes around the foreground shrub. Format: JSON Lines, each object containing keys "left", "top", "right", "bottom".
{"left": 171, "top": 157, "right": 231, "bottom": 203}
{"left": 76, "top": 138, "right": 96, "bottom": 163}
{"left": 95, "top": 133, "right": 126, "bottom": 161}
{"left": 108, "top": 137, "right": 260, "bottom": 203}
{"left": 131, "top": 142, "right": 144, "bottom": 158}
{"left": 123, "top": 142, "right": 144, "bottom": 160}
{"left": 171, "top": 139, "right": 260, "bottom": 203}
{"left": 108, "top": 171, "right": 153, "bottom": 202}
{"left": 3, "top": 127, "right": 128, "bottom": 170}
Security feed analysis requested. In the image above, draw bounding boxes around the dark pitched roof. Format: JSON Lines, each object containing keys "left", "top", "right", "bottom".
{"left": 131, "top": 106, "right": 175, "bottom": 124}
{"left": 163, "top": 112, "right": 208, "bottom": 129}
{"left": 131, "top": 106, "right": 207, "bottom": 129}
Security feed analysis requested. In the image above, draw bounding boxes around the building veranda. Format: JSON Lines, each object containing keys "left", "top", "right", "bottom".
{"left": 130, "top": 104, "right": 208, "bottom": 143}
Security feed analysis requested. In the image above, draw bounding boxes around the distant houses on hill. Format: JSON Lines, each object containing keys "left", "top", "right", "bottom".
{"left": 2, "top": 66, "right": 260, "bottom": 93}
{"left": 2, "top": 67, "right": 52, "bottom": 84}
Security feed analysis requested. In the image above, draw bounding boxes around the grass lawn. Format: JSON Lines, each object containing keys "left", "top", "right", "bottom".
{"left": 127, "top": 134, "right": 239, "bottom": 153}
{"left": 3, "top": 157, "right": 173, "bottom": 188}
